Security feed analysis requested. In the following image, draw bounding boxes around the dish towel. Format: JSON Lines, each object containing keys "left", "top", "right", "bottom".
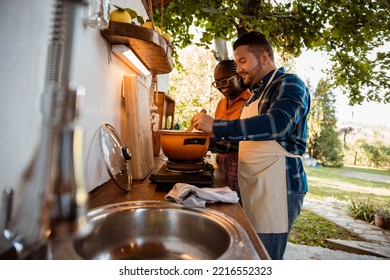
{"left": 165, "top": 183, "right": 239, "bottom": 208}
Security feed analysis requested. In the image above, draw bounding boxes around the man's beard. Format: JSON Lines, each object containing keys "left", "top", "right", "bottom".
{"left": 247, "top": 64, "right": 263, "bottom": 87}
{"left": 239, "top": 75, "right": 251, "bottom": 89}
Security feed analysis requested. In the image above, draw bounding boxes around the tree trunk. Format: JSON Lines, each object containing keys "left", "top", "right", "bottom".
{"left": 343, "top": 133, "right": 347, "bottom": 149}
{"left": 213, "top": 39, "right": 229, "bottom": 61}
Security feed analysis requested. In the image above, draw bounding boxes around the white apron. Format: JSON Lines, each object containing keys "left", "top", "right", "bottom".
{"left": 238, "top": 70, "right": 301, "bottom": 233}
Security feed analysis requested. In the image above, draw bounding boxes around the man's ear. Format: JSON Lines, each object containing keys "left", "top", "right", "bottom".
{"left": 261, "top": 51, "right": 270, "bottom": 65}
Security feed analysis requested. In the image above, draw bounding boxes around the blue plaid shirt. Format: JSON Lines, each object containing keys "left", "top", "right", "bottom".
{"left": 212, "top": 67, "right": 310, "bottom": 193}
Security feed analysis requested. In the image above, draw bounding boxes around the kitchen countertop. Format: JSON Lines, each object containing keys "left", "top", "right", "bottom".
{"left": 87, "top": 155, "right": 270, "bottom": 260}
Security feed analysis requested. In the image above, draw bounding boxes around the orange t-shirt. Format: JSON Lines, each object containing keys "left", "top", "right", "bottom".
{"left": 214, "top": 88, "right": 252, "bottom": 120}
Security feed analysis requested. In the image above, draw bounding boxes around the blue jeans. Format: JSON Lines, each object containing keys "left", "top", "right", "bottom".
{"left": 258, "top": 192, "right": 305, "bottom": 260}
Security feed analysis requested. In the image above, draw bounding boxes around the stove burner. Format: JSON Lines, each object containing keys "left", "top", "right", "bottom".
{"left": 149, "top": 161, "right": 214, "bottom": 189}
{"left": 166, "top": 158, "right": 206, "bottom": 164}
{"left": 166, "top": 167, "right": 203, "bottom": 173}
{"left": 165, "top": 159, "right": 206, "bottom": 173}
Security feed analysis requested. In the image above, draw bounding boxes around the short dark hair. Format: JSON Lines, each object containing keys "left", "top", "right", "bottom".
{"left": 215, "top": 60, "right": 237, "bottom": 76}
{"left": 233, "top": 31, "right": 274, "bottom": 61}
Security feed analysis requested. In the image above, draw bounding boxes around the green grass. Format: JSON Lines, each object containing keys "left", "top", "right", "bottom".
{"left": 288, "top": 165, "right": 390, "bottom": 248}
{"left": 305, "top": 166, "right": 390, "bottom": 205}
{"left": 342, "top": 165, "right": 390, "bottom": 176}
{"left": 289, "top": 209, "right": 363, "bottom": 248}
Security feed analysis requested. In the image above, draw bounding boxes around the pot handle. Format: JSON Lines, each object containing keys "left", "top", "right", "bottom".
{"left": 183, "top": 138, "right": 208, "bottom": 146}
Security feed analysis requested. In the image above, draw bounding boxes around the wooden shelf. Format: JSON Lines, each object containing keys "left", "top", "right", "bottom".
{"left": 101, "top": 22, "right": 174, "bottom": 75}
{"left": 156, "top": 92, "right": 175, "bottom": 130}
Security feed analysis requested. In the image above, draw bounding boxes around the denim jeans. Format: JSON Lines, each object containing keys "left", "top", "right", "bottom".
{"left": 258, "top": 192, "right": 305, "bottom": 260}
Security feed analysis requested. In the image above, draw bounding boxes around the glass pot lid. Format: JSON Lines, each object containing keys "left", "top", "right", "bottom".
{"left": 99, "top": 124, "right": 132, "bottom": 192}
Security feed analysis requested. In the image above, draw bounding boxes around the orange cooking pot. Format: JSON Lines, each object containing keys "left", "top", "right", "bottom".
{"left": 159, "top": 130, "right": 210, "bottom": 161}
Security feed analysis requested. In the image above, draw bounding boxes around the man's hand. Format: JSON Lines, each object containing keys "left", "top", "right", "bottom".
{"left": 192, "top": 110, "right": 214, "bottom": 135}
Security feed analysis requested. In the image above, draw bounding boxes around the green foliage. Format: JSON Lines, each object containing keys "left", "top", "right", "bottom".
{"left": 167, "top": 46, "right": 220, "bottom": 128}
{"left": 156, "top": 0, "right": 389, "bottom": 104}
{"left": 347, "top": 200, "right": 376, "bottom": 223}
{"left": 347, "top": 200, "right": 390, "bottom": 223}
{"left": 361, "top": 141, "right": 390, "bottom": 169}
{"left": 348, "top": 139, "right": 390, "bottom": 170}
{"left": 307, "top": 79, "right": 344, "bottom": 167}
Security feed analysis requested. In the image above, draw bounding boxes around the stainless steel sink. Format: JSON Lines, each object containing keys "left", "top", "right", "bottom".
{"left": 67, "top": 201, "right": 260, "bottom": 260}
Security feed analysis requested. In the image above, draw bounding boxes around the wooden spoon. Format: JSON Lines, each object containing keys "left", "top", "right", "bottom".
{"left": 186, "top": 109, "right": 207, "bottom": 132}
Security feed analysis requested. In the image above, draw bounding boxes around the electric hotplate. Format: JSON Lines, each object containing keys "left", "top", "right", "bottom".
{"left": 149, "top": 161, "right": 214, "bottom": 189}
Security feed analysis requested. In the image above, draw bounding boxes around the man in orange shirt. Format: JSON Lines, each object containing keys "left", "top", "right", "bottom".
{"left": 211, "top": 60, "right": 252, "bottom": 200}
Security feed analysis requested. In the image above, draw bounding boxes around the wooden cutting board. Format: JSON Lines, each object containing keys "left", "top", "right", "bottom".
{"left": 122, "top": 75, "right": 154, "bottom": 180}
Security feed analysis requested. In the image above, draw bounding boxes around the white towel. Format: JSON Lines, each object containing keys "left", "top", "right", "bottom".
{"left": 165, "top": 183, "right": 239, "bottom": 208}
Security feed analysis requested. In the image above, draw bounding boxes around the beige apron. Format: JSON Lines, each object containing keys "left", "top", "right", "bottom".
{"left": 238, "top": 70, "right": 301, "bottom": 233}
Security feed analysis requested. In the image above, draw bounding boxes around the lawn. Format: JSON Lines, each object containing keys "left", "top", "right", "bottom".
{"left": 289, "top": 209, "right": 364, "bottom": 248}
{"left": 305, "top": 165, "right": 390, "bottom": 205}
{"left": 288, "top": 165, "right": 390, "bottom": 247}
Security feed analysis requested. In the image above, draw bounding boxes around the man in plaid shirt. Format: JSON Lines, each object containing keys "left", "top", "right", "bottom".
{"left": 193, "top": 31, "right": 310, "bottom": 260}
